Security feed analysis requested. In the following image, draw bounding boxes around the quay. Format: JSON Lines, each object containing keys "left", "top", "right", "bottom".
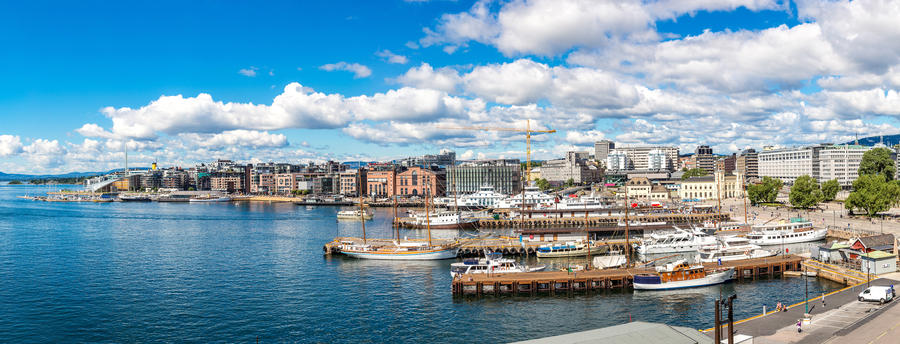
{"left": 393, "top": 212, "right": 729, "bottom": 229}
{"left": 704, "top": 277, "right": 900, "bottom": 343}
{"left": 451, "top": 255, "right": 804, "bottom": 296}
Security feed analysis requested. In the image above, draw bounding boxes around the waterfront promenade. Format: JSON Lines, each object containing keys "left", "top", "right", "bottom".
{"left": 714, "top": 277, "right": 900, "bottom": 343}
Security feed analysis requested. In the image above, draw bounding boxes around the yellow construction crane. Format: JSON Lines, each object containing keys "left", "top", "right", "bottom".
{"left": 439, "top": 119, "right": 556, "bottom": 181}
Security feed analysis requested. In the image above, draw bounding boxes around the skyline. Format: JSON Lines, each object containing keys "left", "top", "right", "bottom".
{"left": 3, "top": 0, "right": 900, "bottom": 174}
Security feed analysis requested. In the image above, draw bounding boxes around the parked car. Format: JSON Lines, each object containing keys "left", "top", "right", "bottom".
{"left": 858, "top": 286, "right": 895, "bottom": 304}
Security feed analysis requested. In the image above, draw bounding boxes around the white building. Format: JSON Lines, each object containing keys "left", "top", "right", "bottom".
{"left": 818, "top": 145, "right": 871, "bottom": 188}
{"left": 609, "top": 146, "right": 679, "bottom": 171}
{"left": 757, "top": 145, "right": 825, "bottom": 184}
{"left": 647, "top": 149, "right": 668, "bottom": 170}
{"left": 679, "top": 170, "right": 745, "bottom": 200}
{"left": 606, "top": 151, "right": 629, "bottom": 170}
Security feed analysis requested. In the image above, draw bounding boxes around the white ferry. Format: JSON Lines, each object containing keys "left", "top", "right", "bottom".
{"left": 745, "top": 218, "right": 826, "bottom": 245}
{"left": 450, "top": 252, "right": 546, "bottom": 277}
{"left": 636, "top": 227, "right": 718, "bottom": 256}
{"left": 698, "top": 236, "right": 775, "bottom": 263}
{"left": 495, "top": 186, "right": 556, "bottom": 209}
{"left": 634, "top": 260, "right": 734, "bottom": 290}
{"left": 446, "top": 185, "right": 509, "bottom": 208}
{"left": 337, "top": 209, "right": 373, "bottom": 220}
{"left": 408, "top": 210, "right": 478, "bottom": 229}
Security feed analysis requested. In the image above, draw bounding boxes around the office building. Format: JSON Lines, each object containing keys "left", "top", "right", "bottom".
{"left": 447, "top": 159, "right": 522, "bottom": 195}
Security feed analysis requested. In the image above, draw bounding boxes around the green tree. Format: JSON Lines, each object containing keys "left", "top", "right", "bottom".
{"left": 845, "top": 174, "right": 900, "bottom": 216}
{"left": 565, "top": 178, "right": 575, "bottom": 187}
{"left": 535, "top": 178, "right": 551, "bottom": 190}
{"left": 859, "top": 147, "right": 896, "bottom": 181}
{"left": 7, "top": 180, "right": 22, "bottom": 185}
{"left": 821, "top": 179, "right": 840, "bottom": 201}
{"left": 681, "top": 168, "right": 708, "bottom": 180}
{"left": 747, "top": 176, "right": 783, "bottom": 205}
{"left": 789, "top": 175, "right": 823, "bottom": 209}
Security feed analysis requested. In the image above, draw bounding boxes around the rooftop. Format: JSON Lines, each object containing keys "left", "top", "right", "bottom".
{"left": 511, "top": 321, "right": 712, "bottom": 344}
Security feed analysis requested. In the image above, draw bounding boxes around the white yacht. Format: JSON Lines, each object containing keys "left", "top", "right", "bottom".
{"left": 450, "top": 252, "right": 546, "bottom": 277}
{"left": 637, "top": 227, "right": 718, "bottom": 256}
{"left": 337, "top": 209, "right": 374, "bottom": 220}
{"left": 745, "top": 219, "right": 826, "bottom": 245}
{"left": 495, "top": 186, "right": 556, "bottom": 209}
{"left": 408, "top": 210, "right": 478, "bottom": 229}
{"left": 698, "top": 236, "right": 775, "bottom": 263}
{"left": 634, "top": 260, "right": 734, "bottom": 291}
{"left": 435, "top": 185, "right": 509, "bottom": 208}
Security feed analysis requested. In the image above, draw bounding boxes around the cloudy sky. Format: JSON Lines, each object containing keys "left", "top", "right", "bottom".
{"left": 2, "top": 0, "right": 900, "bottom": 174}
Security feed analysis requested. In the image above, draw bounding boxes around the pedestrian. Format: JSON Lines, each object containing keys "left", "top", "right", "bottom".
{"left": 822, "top": 293, "right": 826, "bottom": 307}
{"left": 797, "top": 320, "right": 802, "bottom": 333}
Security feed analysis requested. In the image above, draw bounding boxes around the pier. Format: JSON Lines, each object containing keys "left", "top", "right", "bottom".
{"left": 451, "top": 255, "right": 804, "bottom": 296}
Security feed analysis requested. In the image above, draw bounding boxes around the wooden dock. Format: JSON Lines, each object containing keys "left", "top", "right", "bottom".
{"left": 451, "top": 255, "right": 804, "bottom": 296}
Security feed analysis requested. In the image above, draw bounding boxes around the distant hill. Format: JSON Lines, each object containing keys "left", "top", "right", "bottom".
{"left": 842, "top": 134, "right": 900, "bottom": 147}
{"left": 0, "top": 168, "right": 150, "bottom": 181}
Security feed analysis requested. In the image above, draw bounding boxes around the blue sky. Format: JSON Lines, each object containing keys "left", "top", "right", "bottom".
{"left": 2, "top": 0, "right": 900, "bottom": 173}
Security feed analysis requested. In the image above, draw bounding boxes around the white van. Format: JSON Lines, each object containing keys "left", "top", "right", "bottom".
{"left": 858, "top": 286, "right": 895, "bottom": 304}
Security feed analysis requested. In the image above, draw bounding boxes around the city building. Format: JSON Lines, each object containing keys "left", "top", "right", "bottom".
{"left": 608, "top": 146, "right": 679, "bottom": 172}
{"left": 339, "top": 169, "right": 366, "bottom": 196}
{"left": 210, "top": 172, "right": 246, "bottom": 193}
{"left": 396, "top": 166, "right": 445, "bottom": 197}
{"left": 678, "top": 169, "right": 744, "bottom": 200}
{"left": 365, "top": 165, "right": 398, "bottom": 197}
{"left": 398, "top": 149, "right": 456, "bottom": 167}
{"left": 593, "top": 140, "right": 614, "bottom": 163}
{"left": 447, "top": 159, "right": 522, "bottom": 195}
{"left": 606, "top": 151, "right": 629, "bottom": 170}
{"left": 715, "top": 154, "right": 736, "bottom": 173}
{"left": 625, "top": 177, "right": 671, "bottom": 200}
{"left": 735, "top": 149, "right": 758, "bottom": 180}
{"left": 818, "top": 144, "right": 871, "bottom": 188}
{"left": 758, "top": 145, "right": 826, "bottom": 184}
{"left": 693, "top": 145, "right": 716, "bottom": 173}
{"left": 540, "top": 151, "right": 602, "bottom": 184}
{"left": 647, "top": 149, "right": 668, "bottom": 170}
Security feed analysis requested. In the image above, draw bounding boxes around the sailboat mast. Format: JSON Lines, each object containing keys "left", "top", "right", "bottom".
{"left": 624, "top": 184, "right": 631, "bottom": 268}
{"left": 426, "top": 185, "right": 432, "bottom": 247}
{"left": 392, "top": 166, "right": 398, "bottom": 240}
{"left": 359, "top": 173, "right": 367, "bottom": 245}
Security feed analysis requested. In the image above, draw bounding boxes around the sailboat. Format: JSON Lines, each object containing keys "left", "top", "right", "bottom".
{"left": 340, "top": 186, "right": 460, "bottom": 260}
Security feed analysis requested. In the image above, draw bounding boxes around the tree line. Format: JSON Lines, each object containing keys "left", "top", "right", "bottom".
{"left": 746, "top": 147, "right": 898, "bottom": 217}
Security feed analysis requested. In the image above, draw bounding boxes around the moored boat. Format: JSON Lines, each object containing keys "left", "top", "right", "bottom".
{"left": 337, "top": 209, "right": 373, "bottom": 220}
{"left": 450, "top": 252, "right": 545, "bottom": 277}
{"left": 536, "top": 241, "right": 599, "bottom": 258}
{"left": 745, "top": 218, "right": 826, "bottom": 245}
{"left": 189, "top": 196, "right": 233, "bottom": 202}
{"left": 697, "top": 236, "right": 775, "bottom": 263}
{"left": 339, "top": 241, "right": 460, "bottom": 260}
{"left": 633, "top": 260, "right": 734, "bottom": 290}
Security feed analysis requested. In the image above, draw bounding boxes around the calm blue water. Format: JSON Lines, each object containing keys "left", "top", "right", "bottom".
{"left": 0, "top": 185, "right": 842, "bottom": 343}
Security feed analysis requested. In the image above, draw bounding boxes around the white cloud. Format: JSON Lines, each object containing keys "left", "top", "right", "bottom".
{"left": 319, "top": 62, "right": 372, "bottom": 78}
{"left": 181, "top": 130, "right": 289, "bottom": 149}
{"left": 463, "top": 59, "right": 552, "bottom": 104}
{"left": 565, "top": 130, "right": 606, "bottom": 145}
{"left": 0, "top": 135, "right": 23, "bottom": 157}
{"left": 22, "top": 139, "right": 65, "bottom": 169}
{"left": 375, "top": 49, "right": 409, "bottom": 64}
{"left": 396, "top": 63, "right": 461, "bottom": 92}
{"left": 238, "top": 67, "right": 258, "bottom": 77}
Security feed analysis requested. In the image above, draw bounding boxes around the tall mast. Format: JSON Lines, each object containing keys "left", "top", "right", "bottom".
{"left": 426, "top": 184, "right": 433, "bottom": 247}
{"left": 520, "top": 178, "right": 526, "bottom": 232}
{"left": 359, "top": 173, "right": 366, "bottom": 245}
{"left": 392, "top": 167, "right": 398, "bottom": 240}
{"left": 624, "top": 184, "right": 631, "bottom": 268}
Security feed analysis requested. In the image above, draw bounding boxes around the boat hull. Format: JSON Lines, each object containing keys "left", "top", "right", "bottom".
{"left": 536, "top": 247, "right": 598, "bottom": 258}
{"left": 634, "top": 268, "right": 734, "bottom": 290}
{"left": 405, "top": 222, "right": 477, "bottom": 230}
{"left": 748, "top": 229, "right": 827, "bottom": 245}
{"left": 342, "top": 247, "right": 459, "bottom": 260}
